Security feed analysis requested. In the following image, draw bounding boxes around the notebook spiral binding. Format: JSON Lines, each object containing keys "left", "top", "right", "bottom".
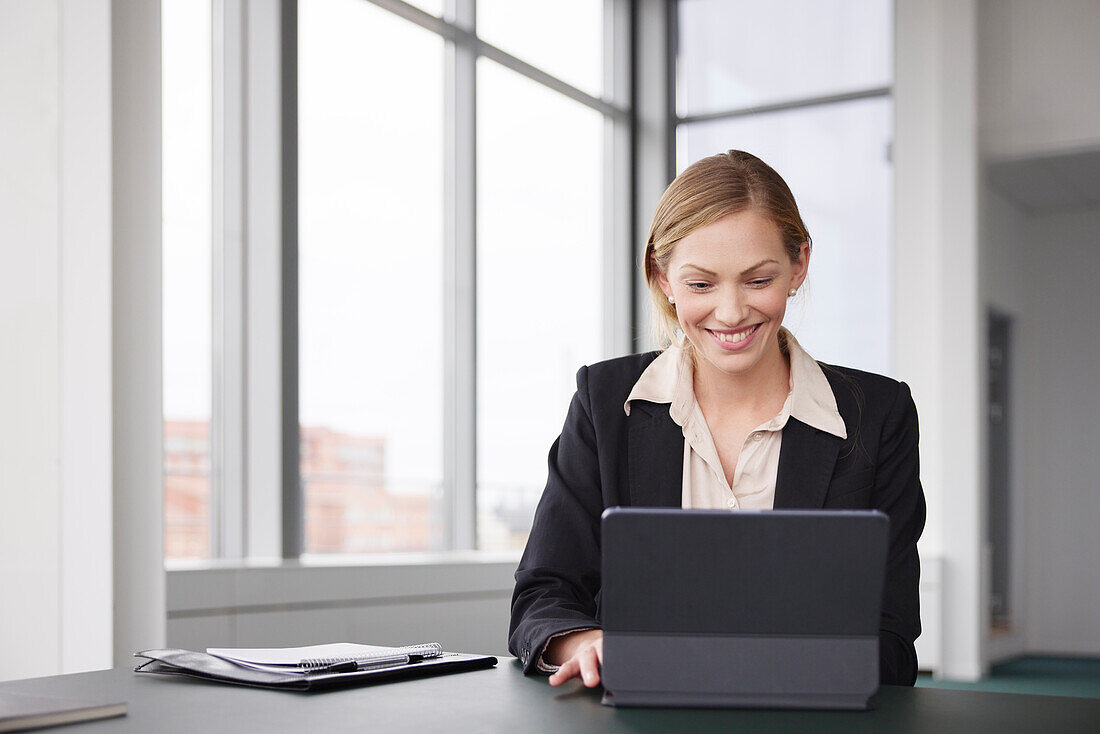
{"left": 299, "top": 643, "right": 444, "bottom": 670}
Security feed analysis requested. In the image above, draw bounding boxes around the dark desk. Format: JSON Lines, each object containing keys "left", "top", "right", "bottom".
{"left": 3, "top": 660, "right": 1099, "bottom": 733}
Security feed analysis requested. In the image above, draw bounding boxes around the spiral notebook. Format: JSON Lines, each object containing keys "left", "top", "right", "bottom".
{"left": 135, "top": 644, "right": 496, "bottom": 691}
{"left": 207, "top": 642, "right": 446, "bottom": 672}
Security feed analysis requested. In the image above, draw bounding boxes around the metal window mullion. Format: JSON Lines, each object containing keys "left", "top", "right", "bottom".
{"left": 676, "top": 86, "right": 892, "bottom": 126}
{"left": 211, "top": 0, "right": 247, "bottom": 559}
{"left": 632, "top": 0, "right": 673, "bottom": 352}
{"left": 367, "top": 0, "right": 626, "bottom": 122}
{"left": 443, "top": 0, "right": 477, "bottom": 551}
{"left": 279, "top": 0, "right": 301, "bottom": 560}
{"left": 603, "top": 0, "right": 633, "bottom": 358}
{"left": 476, "top": 41, "right": 624, "bottom": 121}
{"left": 665, "top": 0, "right": 678, "bottom": 182}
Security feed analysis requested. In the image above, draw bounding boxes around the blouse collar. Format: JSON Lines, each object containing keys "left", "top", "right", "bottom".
{"left": 624, "top": 328, "right": 846, "bottom": 440}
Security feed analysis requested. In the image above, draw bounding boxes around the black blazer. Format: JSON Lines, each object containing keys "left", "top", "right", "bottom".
{"left": 508, "top": 351, "right": 926, "bottom": 686}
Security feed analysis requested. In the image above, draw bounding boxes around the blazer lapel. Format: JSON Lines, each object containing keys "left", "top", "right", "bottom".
{"left": 774, "top": 417, "right": 843, "bottom": 509}
{"left": 626, "top": 402, "right": 683, "bottom": 508}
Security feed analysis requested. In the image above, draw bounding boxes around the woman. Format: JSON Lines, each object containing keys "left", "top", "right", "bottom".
{"left": 508, "top": 150, "right": 925, "bottom": 689}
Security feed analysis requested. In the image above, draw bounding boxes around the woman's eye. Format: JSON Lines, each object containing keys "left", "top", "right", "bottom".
{"left": 686, "top": 282, "right": 711, "bottom": 291}
{"left": 749, "top": 278, "right": 774, "bottom": 288}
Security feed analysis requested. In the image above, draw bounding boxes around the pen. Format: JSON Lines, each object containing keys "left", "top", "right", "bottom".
{"left": 300, "top": 643, "right": 444, "bottom": 674}
{"left": 313, "top": 653, "right": 411, "bottom": 674}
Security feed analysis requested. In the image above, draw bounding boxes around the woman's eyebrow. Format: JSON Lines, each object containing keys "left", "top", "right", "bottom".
{"left": 740, "top": 259, "right": 779, "bottom": 275}
{"left": 679, "top": 259, "right": 778, "bottom": 277}
{"left": 678, "top": 263, "right": 718, "bottom": 276}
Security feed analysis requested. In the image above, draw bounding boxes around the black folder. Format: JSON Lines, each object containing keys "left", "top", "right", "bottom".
{"left": 135, "top": 648, "right": 497, "bottom": 691}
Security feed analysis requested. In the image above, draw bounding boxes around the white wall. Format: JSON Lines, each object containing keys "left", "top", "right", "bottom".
{"left": 1020, "top": 206, "right": 1100, "bottom": 655}
{"left": 0, "top": 0, "right": 64, "bottom": 681}
{"left": 901, "top": 0, "right": 1100, "bottom": 677}
{"left": 0, "top": 0, "right": 163, "bottom": 682}
{"left": 976, "top": 0, "right": 1100, "bottom": 663}
{"left": 0, "top": 0, "right": 116, "bottom": 679}
{"left": 978, "top": 0, "right": 1100, "bottom": 160}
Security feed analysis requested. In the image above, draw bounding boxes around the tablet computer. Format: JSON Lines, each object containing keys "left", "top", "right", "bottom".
{"left": 599, "top": 507, "right": 888, "bottom": 709}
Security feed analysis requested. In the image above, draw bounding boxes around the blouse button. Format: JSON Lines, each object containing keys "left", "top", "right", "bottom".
{"left": 752, "top": 431, "right": 764, "bottom": 441}
{"left": 727, "top": 497, "right": 738, "bottom": 508}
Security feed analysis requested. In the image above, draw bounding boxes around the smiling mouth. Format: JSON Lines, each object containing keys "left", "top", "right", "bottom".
{"left": 706, "top": 324, "right": 761, "bottom": 344}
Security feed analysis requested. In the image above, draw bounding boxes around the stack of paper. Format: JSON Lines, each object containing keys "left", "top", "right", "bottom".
{"left": 207, "top": 643, "right": 444, "bottom": 672}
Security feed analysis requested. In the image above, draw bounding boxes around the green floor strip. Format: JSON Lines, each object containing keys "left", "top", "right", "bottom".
{"left": 917, "top": 656, "right": 1100, "bottom": 699}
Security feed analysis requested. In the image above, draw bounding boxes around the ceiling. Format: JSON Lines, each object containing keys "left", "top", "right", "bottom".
{"left": 985, "top": 147, "right": 1100, "bottom": 214}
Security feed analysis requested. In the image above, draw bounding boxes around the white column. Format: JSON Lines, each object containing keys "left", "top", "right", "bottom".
{"left": 894, "top": 0, "right": 984, "bottom": 680}
{"left": 112, "top": 0, "right": 166, "bottom": 666}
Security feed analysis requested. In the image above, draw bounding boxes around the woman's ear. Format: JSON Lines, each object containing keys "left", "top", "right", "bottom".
{"left": 656, "top": 268, "right": 673, "bottom": 301}
{"left": 651, "top": 251, "right": 673, "bottom": 300}
{"left": 791, "top": 241, "right": 810, "bottom": 290}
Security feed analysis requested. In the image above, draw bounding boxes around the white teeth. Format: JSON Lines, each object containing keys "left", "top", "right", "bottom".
{"left": 713, "top": 325, "right": 756, "bottom": 343}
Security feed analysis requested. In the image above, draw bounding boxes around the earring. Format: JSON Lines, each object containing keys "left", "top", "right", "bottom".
{"left": 668, "top": 295, "right": 675, "bottom": 304}
{"left": 788, "top": 288, "right": 798, "bottom": 297}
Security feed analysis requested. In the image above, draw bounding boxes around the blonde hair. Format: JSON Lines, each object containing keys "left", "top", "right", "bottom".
{"left": 643, "top": 150, "right": 812, "bottom": 348}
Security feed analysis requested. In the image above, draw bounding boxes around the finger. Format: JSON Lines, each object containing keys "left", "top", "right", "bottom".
{"left": 578, "top": 648, "right": 601, "bottom": 688}
{"left": 548, "top": 658, "right": 578, "bottom": 686}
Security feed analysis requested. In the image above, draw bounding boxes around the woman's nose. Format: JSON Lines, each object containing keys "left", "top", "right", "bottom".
{"left": 714, "top": 288, "right": 746, "bottom": 325}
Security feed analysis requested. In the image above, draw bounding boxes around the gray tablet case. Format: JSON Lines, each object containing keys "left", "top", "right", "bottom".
{"left": 599, "top": 508, "right": 888, "bottom": 710}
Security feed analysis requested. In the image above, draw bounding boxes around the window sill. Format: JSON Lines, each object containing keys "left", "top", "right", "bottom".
{"left": 166, "top": 550, "right": 521, "bottom": 617}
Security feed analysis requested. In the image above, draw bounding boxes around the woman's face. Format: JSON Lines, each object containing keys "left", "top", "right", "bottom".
{"left": 657, "top": 209, "right": 808, "bottom": 382}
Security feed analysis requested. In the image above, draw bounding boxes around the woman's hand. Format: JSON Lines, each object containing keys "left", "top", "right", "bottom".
{"left": 546, "top": 629, "right": 604, "bottom": 688}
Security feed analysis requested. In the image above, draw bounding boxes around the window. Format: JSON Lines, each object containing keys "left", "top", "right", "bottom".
{"left": 294, "top": 0, "right": 629, "bottom": 556}
{"left": 676, "top": 0, "right": 891, "bottom": 116}
{"left": 675, "top": 0, "right": 894, "bottom": 375}
{"left": 476, "top": 0, "right": 604, "bottom": 98}
{"left": 475, "top": 58, "right": 606, "bottom": 550}
{"left": 162, "top": 0, "right": 213, "bottom": 560}
{"left": 298, "top": 0, "right": 446, "bottom": 554}
{"left": 161, "top": 0, "right": 632, "bottom": 561}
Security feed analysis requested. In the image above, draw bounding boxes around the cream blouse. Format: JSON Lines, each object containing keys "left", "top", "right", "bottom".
{"left": 624, "top": 329, "right": 847, "bottom": 510}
